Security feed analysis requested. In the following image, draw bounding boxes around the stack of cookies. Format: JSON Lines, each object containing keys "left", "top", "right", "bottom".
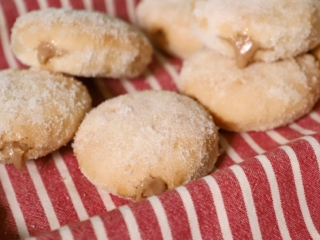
{"left": 1, "top": 8, "right": 153, "bottom": 169}
{"left": 137, "top": 0, "right": 320, "bottom": 132}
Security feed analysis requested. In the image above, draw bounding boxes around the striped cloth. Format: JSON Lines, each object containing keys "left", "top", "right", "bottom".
{"left": 1, "top": 0, "right": 320, "bottom": 239}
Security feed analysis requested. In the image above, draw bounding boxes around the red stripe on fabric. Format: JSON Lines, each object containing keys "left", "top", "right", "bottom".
{"left": 247, "top": 132, "right": 280, "bottom": 152}
{"left": 167, "top": 57, "right": 183, "bottom": 73}
{"left": 130, "top": 200, "right": 163, "bottom": 240}
{"left": 34, "top": 228, "right": 62, "bottom": 240}
{"left": 128, "top": 77, "right": 152, "bottom": 91}
{"left": 222, "top": 132, "right": 257, "bottom": 159}
{"left": 267, "top": 148, "right": 312, "bottom": 239}
{"left": 35, "top": 154, "right": 79, "bottom": 226}
{"left": 68, "top": 0, "right": 84, "bottom": 9}
{"left": 214, "top": 169, "right": 253, "bottom": 239}
{"left": 110, "top": 195, "right": 132, "bottom": 208}
{"left": 5, "top": 164, "right": 51, "bottom": 237}
{"left": 215, "top": 151, "right": 236, "bottom": 170}
{"left": 274, "top": 126, "right": 303, "bottom": 140}
{"left": 70, "top": 219, "right": 97, "bottom": 240}
{"left": 134, "top": 0, "right": 140, "bottom": 7}
{"left": 186, "top": 179, "right": 223, "bottom": 240}
{"left": 92, "top": 0, "right": 107, "bottom": 12}
{"left": 114, "top": 0, "right": 129, "bottom": 21}
{"left": 159, "top": 190, "right": 192, "bottom": 239}
{"left": 59, "top": 148, "right": 108, "bottom": 217}
{"left": 46, "top": 0, "right": 62, "bottom": 8}
{"left": 0, "top": 182, "right": 20, "bottom": 240}
{"left": 101, "top": 209, "right": 131, "bottom": 240}
{"left": 148, "top": 58, "right": 179, "bottom": 91}
{"left": 0, "top": 44, "right": 9, "bottom": 69}
{"left": 103, "top": 78, "right": 128, "bottom": 96}
{"left": 241, "top": 159, "right": 282, "bottom": 239}
{"left": 294, "top": 115, "right": 320, "bottom": 133}
{"left": 292, "top": 138, "right": 320, "bottom": 233}
{"left": 22, "top": 0, "right": 40, "bottom": 11}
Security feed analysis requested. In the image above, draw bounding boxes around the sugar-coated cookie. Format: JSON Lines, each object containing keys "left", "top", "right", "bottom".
{"left": 73, "top": 90, "right": 219, "bottom": 200}
{"left": 179, "top": 50, "right": 320, "bottom": 132}
{"left": 191, "top": 0, "right": 320, "bottom": 68}
{"left": 11, "top": 8, "right": 152, "bottom": 78}
{"left": 0, "top": 69, "right": 91, "bottom": 169}
{"left": 137, "top": 0, "right": 203, "bottom": 59}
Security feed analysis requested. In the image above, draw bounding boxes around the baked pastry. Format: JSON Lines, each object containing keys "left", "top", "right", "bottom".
{"left": 0, "top": 68, "right": 91, "bottom": 169}
{"left": 73, "top": 90, "right": 219, "bottom": 200}
{"left": 137, "top": 0, "right": 203, "bottom": 59}
{"left": 11, "top": 8, "right": 153, "bottom": 78}
{"left": 179, "top": 50, "right": 320, "bottom": 132}
{"left": 191, "top": 0, "right": 320, "bottom": 68}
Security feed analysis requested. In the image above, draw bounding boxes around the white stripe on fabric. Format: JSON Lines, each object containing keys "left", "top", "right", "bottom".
{"left": 0, "top": 165, "right": 29, "bottom": 238}
{"left": 256, "top": 155, "right": 291, "bottom": 239}
{"left": 203, "top": 176, "right": 233, "bottom": 240}
{"left": 105, "top": 0, "right": 115, "bottom": 16}
{"left": 94, "top": 78, "right": 114, "bottom": 99}
{"left": 148, "top": 196, "right": 173, "bottom": 240}
{"left": 119, "top": 205, "right": 142, "bottom": 240}
{"left": 280, "top": 146, "right": 320, "bottom": 238}
{"left": 96, "top": 187, "right": 116, "bottom": 211}
{"left": 120, "top": 78, "right": 136, "bottom": 93}
{"left": 230, "top": 165, "right": 262, "bottom": 240}
{"left": 144, "top": 72, "right": 162, "bottom": 90}
{"left": 90, "top": 216, "right": 109, "bottom": 240}
{"left": 37, "top": 0, "right": 48, "bottom": 9}
{"left": 60, "top": 0, "right": 72, "bottom": 8}
{"left": 26, "top": 161, "right": 60, "bottom": 230}
{"left": 219, "top": 135, "right": 243, "bottom": 163}
{"left": 0, "top": 4, "right": 19, "bottom": 68}
{"left": 59, "top": 225, "right": 74, "bottom": 240}
{"left": 176, "top": 186, "right": 202, "bottom": 240}
{"left": 125, "top": 0, "right": 136, "bottom": 23}
{"left": 52, "top": 151, "right": 89, "bottom": 221}
{"left": 289, "top": 123, "right": 315, "bottom": 135}
{"left": 265, "top": 131, "right": 288, "bottom": 145}
{"left": 13, "top": 0, "right": 27, "bottom": 15}
{"left": 154, "top": 52, "right": 180, "bottom": 86}
{"left": 83, "top": 0, "right": 93, "bottom": 10}
{"left": 240, "top": 132, "right": 265, "bottom": 154}
{"left": 309, "top": 112, "right": 320, "bottom": 124}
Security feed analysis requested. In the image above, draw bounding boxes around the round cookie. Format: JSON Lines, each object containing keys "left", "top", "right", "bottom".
{"left": 11, "top": 8, "right": 152, "bottom": 78}
{"left": 73, "top": 90, "right": 219, "bottom": 200}
{"left": 191, "top": 0, "right": 320, "bottom": 68}
{"left": 137, "top": 0, "right": 203, "bottom": 59}
{"left": 179, "top": 50, "right": 320, "bottom": 132}
{"left": 0, "top": 68, "right": 91, "bottom": 169}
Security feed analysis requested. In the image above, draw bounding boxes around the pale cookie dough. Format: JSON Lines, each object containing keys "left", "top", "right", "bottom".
{"left": 0, "top": 69, "right": 91, "bottom": 169}
{"left": 73, "top": 90, "right": 219, "bottom": 200}
{"left": 137, "top": 0, "right": 203, "bottom": 59}
{"left": 179, "top": 50, "right": 320, "bottom": 132}
{"left": 11, "top": 8, "right": 152, "bottom": 78}
{"left": 191, "top": 0, "right": 320, "bottom": 68}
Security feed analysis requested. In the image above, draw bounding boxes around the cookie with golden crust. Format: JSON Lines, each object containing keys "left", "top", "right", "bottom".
{"left": 11, "top": 8, "right": 152, "bottom": 78}
{"left": 0, "top": 69, "right": 91, "bottom": 169}
{"left": 191, "top": 0, "right": 320, "bottom": 68}
{"left": 179, "top": 50, "right": 320, "bottom": 132}
{"left": 137, "top": 0, "right": 203, "bottom": 59}
{"left": 73, "top": 90, "right": 219, "bottom": 201}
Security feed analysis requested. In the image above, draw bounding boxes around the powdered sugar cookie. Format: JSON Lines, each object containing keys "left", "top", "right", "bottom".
{"left": 192, "top": 0, "right": 320, "bottom": 68}
{"left": 179, "top": 50, "right": 320, "bottom": 132}
{"left": 137, "top": 0, "right": 203, "bottom": 59}
{"left": 0, "top": 69, "right": 91, "bottom": 169}
{"left": 11, "top": 8, "right": 152, "bottom": 78}
{"left": 73, "top": 90, "right": 219, "bottom": 200}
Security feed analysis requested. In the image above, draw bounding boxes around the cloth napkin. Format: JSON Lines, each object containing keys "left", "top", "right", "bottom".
{"left": 1, "top": 0, "right": 320, "bottom": 239}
